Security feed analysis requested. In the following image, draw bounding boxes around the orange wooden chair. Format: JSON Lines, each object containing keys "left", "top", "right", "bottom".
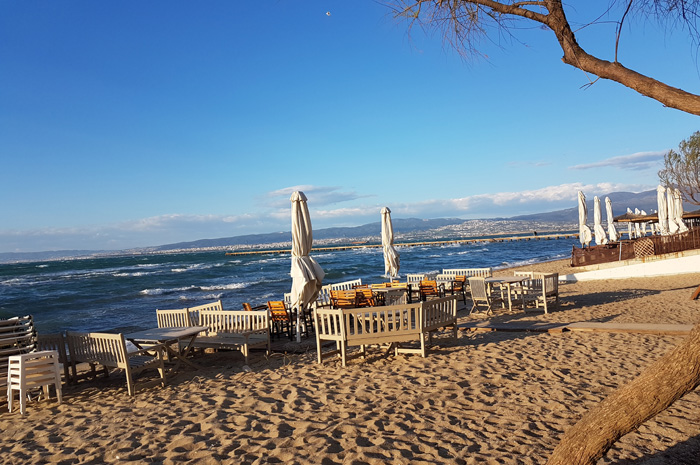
{"left": 355, "top": 288, "right": 379, "bottom": 307}
{"left": 267, "top": 301, "right": 293, "bottom": 340}
{"left": 330, "top": 290, "right": 359, "bottom": 309}
{"left": 451, "top": 275, "right": 468, "bottom": 305}
{"left": 419, "top": 279, "right": 445, "bottom": 301}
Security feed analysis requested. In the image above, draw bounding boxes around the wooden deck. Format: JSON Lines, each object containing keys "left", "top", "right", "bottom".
{"left": 459, "top": 321, "right": 694, "bottom": 336}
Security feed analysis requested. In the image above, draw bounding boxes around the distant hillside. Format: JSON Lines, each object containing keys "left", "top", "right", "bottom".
{"left": 509, "top": 190, "right": 695, "bottom": 223}
{"left": 157, "top": 191, "right": 672, "bottom": 251}
{"left": 3, "top": 189, "right": 694, "bottom": 262}
{"left": 153, "top": 218, "right": 467, "bottom": 251}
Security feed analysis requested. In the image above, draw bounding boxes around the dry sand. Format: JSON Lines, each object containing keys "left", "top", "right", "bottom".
{"left": 2, "top": 259, "right": 699, "bottom": 464}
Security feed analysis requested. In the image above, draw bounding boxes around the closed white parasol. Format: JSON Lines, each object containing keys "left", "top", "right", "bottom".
{"left": 290, "top": 191, "right": 325, "bottom": 342}
{"left": 578, "top": 191, "right": 592, "bottom": 247}
{"left": 605, "top": 197, "right": 619, "bottom": 242}
{"left": 667, "top": 187, "right": 679, "bottom": 234}
{"left": 593, "top": 196, "right": 608, "bottom": 245}
{"left": 381, "top": 207, "right": 400, "bottom": 278}
{"left": 674, "top": 188, "right": 689, "bottom": 233}
{"left": 656, "top": 185, "right": 669, "bottom": 235}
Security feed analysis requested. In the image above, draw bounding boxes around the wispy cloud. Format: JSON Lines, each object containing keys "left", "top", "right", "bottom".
{"left": 264, "top": 185, "right": 369, "bottom": 208}
{"left": 569, "top": 151, "right": 667, "bottom": 171}
{"left": 1, "top": 182, "right": 656, "bottom": 253}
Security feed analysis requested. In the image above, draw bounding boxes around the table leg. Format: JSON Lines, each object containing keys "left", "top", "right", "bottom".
{"left": 168, "top": 335, "right": 203, "bottom": 371}
{"left": 506, "top": 283, "right": 515, "bottom": 312}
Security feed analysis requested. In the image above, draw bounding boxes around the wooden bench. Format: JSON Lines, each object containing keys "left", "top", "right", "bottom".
{"left": 65, "top": 331, "right": 166, "bottom": 396}
{"left": 194, "top": 310, "right": 270, "bottom": 365}
{"left": 0, "top": 316, "right": 37, "bottom": 393}
{"left": 313, "top": 296, "right": 458, "bottom": 366}
{"left": 36, "top": 332, "right": 72, "bottom": 383}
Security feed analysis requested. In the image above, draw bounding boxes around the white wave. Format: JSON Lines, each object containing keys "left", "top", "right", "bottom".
{"left": 200, "top": 282, "right": 248, "bottom": 291}
{"left": 140, "top": 288, "right": 167, "bottom": 296}
{"left": 114, "top": 271, "right": 155, "bottom": 277}
{"left": 177, "top": 293, "right": 224, "bottom": 301}
{"left": 248, "top": 257, "right": 287, "bottom": 266}
{"left": 139, "top": 285, "right": 200, "bottom": 296}
{"left": 171, "top": 263, "right": 215, "bottom": 273}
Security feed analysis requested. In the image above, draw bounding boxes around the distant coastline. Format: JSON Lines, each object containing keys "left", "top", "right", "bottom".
{"left": 0, "top": 221, "right": 575, "bottom": 264}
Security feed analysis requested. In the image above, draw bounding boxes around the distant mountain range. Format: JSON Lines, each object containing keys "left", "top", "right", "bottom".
{"left": 155, "top": 189, "right": 689, "bottom": 251}
{"left": 2, "top": 189, "right": 696, "bottom": 263}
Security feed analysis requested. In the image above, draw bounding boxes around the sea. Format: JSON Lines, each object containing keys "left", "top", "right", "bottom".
{"left": 0, "top": 236, "right": 577, "bottom": 335}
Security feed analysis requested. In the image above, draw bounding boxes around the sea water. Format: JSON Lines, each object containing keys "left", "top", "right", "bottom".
{"left": 0, "top": 237, "right": 577, "bottom": 334}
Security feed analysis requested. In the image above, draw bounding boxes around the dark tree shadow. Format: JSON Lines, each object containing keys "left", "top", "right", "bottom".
{"left": 606, "top": 432, "right": 700, "bottom": 464}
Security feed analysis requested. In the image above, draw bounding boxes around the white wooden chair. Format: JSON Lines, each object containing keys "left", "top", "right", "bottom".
{"left": 468, "top": 277, "right": 503, "bottom": 315}
{"left": 156, "top": 308, "right": 193, "bottom": 328}
{"left": 7, "top": 350, "right": 63, "bottom": 414}
{"left": 522, "top": 273, "right": 560, "bottom": 313}
{"left": 187, "top": 300, "right": 223, "bottom": 326}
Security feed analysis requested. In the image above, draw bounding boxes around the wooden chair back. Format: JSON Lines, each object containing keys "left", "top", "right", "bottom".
{"left": 355, "top": 288, "right": 377, "bottom": 307}
{"left": 419, "top": 280, "right": 443, "bottom": 300}
{"left": 330, "top": 290, "right": 358, "bottom": 309}
{"left": 156, "top": 308, "right": 193, "bottom": 328}
{"left": 267, "top": 301, "right": 291, "bottom": 322}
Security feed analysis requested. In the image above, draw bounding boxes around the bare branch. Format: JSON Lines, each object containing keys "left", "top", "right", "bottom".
{"left": 388, "top": 0, "right": 700, "bottom": 114}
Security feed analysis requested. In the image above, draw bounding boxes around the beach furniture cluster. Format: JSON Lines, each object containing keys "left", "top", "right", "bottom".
{"left": 156, "top": 303, "right": 271, "bottom": 365}
{"left": 1, "top": 266, "right": 562, "bottom": 411}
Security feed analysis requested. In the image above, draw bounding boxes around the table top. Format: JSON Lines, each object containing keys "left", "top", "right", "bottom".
{"left": 125, "top": 326, "right": 208, "bottom": 343}
{"left": 372, "top": 287, "right": 406, "bottom": 293}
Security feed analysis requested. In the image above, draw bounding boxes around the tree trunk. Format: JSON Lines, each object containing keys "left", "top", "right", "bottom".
{"left": 547, "top": 323, "right": 700, "bottom": 465}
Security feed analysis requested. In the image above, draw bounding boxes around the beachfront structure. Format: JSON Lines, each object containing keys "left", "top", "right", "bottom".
{"left": 571, "top": 211, "right": 700, "bottom": 267}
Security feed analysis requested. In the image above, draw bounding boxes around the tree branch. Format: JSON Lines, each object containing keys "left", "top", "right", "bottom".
{"left": 391, "top": 0, "right": 700, "bottom": 114}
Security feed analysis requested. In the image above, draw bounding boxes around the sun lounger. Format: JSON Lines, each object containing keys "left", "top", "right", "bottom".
{"left": 0, "top": 316, "right": 37, "bottom": 393}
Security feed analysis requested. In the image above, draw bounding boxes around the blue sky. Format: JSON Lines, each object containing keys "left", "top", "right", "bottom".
{"left": 1, "top": 1, "right": 698, "bottom": 252}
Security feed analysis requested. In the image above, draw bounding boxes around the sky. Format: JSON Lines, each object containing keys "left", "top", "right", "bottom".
{"left": 1, "top": 1, "right": 699, "bottom": 253}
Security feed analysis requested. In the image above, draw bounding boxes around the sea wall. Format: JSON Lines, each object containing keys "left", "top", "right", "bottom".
{"left": 563, "top": 249, "right": 700, "bottom": 281}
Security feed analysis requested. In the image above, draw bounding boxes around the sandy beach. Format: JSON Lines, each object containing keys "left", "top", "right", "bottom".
{"left": 2, "top": 259, "right": 699, "bottom": 464}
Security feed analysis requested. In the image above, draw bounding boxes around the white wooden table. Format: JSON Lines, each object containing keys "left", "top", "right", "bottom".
{"left": 126, "top": 326, "right": 207, "bottom": 371}
{"left": 485, "top": 276, "right": 528, "bottom": 312}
